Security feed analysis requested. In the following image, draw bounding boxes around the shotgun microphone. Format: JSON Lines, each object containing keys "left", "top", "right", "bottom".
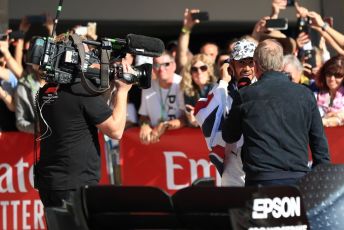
{"left": 125, "top": 34, "right": 165, "bottom": 57}
{"left": 84, "top": 34, "right": 165, "bottom": 57}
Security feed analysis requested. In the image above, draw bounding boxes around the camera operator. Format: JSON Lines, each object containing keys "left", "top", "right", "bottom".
{"left": 35, "top": 60, "right": 133, "bottom": 208}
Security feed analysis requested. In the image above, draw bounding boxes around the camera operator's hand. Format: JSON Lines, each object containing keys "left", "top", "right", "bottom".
{"left": 115, "top": 63, "right": 133, "bottom": 92}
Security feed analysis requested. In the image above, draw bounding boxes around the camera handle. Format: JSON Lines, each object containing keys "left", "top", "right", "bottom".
{"left": 71, "top": 34, "right": 110, "bottom": 95}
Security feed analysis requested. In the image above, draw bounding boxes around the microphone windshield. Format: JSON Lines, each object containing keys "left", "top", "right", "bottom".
{"left": 237, "top": 77, "right": 251, "bottom": 89}
{"left": 126, "top": 34, "right": 165, "bottom": 57}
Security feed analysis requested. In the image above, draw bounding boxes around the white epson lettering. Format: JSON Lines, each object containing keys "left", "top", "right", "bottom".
{"left": 163, "top": 151, "right": 189, "bottom": 190}
{"left": 252, "top": 197, "right": 301, "bottom": 219}
{"left": 189, "top": 159, "right": 212, "bottom": 183}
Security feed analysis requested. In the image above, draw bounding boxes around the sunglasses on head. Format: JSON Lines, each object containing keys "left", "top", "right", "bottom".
{"left": 190, "top": 65, "right": 208, "bottom": 73}
{"left": 153, "top": 62, "right": 171, "bottom": 69}
{"left": 326, "top": 72, "right": 344, "bottom": 79}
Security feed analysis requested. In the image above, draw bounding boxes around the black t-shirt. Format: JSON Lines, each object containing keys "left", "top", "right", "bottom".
{"left": 36, "top": 82, "right": 112, "bottom": 190}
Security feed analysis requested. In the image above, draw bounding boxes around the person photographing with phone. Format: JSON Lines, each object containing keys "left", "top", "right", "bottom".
{"left": 176, "top": 8, "right": 218, "bottom": 73}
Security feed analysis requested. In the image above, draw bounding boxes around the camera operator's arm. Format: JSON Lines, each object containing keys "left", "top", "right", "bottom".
{"left": 176, "top": 8, "right": 198, "bottom": 73}
{"left": 0, "top": 40, "right": 23, "bottom": 78}
{"left": 96, "top": 66, "right": 133, "bottom": 140}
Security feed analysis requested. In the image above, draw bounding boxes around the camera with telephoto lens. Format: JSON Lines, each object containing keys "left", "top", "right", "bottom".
{"left": 26, "top": 33, "right": 164, "bottom": 93}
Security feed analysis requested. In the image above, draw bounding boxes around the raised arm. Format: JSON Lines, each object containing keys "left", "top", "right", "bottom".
{"left": 0, "top": 40, "right": 24, "bottom": 78}
{"left": 270, "top": 0, "right": 287, "bottom": 19}
{"left": 176, "top": 8, "right": 199, "bottom": 73}
{"left": 308, "top": 11, "right": 344, "bottom": 55}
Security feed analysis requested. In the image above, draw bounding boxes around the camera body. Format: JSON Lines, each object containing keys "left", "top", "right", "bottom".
{"left": 27, "top": 36, "right": 79, "bottom": 84}
{"left": 27, "top": 34, "right": 157, "bottom": 91}
{"left": 297, "top": 17, "right": 311, "bottom": 35}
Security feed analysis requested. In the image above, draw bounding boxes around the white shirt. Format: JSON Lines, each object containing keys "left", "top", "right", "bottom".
{"left": 139, "top": 73, "right": 185, "bottom": 126}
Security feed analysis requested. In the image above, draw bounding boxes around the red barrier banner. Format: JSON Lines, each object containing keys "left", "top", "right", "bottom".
{"left": 324, "top": 126, "right": 344, "bottom": 163}
{"left": 0, "top": 132, "right": 109, "bottom": 230}
{"left": 120, "top": 126, "right": 344, "bottom": 195}
{"left": 120, "top": 128, "right": 221, "bottom": 194}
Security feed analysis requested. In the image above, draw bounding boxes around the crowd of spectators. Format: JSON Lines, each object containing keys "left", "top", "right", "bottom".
{"left": 1, "top": 1, "right": 344, "bottom": 166}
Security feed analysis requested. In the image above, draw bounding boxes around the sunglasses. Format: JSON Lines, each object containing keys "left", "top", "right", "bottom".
{"left": 153, "top": 62, "right": 171, "bottom": 69}
{"left": 237, "top": 58, "right": 254, "bottom": 66}
{"left": 326, "top": 73, "right": 344, "bottom": 79}
{"left": 190, "top": 65, "right": 208, "bottom": 73}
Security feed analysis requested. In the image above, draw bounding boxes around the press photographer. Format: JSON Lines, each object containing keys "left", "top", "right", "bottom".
{"left": 27, "top": 23, "right": 164, "bottom": 207}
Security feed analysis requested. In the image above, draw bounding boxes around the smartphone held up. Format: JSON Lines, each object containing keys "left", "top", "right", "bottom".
{"left": 266, "top": 18, "right": 288, "bottom": 30}
{"left": 191, "top": 11, "right": 209, "bottom": 21}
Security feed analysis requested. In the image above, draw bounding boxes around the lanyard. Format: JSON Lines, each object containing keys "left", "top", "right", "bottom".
{"left": 159, "top": 85, "right": 172, "bottom": 122}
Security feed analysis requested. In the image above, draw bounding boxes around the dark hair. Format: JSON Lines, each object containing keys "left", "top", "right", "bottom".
{"left": 316, "top": 55, "right": 344, "bottom": 91}
{"left": 215, "top": 49, "right": 230, "bottom": 64}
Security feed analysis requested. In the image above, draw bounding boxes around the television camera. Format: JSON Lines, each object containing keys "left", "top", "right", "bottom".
{"left": 26, "top": 0, "right": 164, "bottom": 94}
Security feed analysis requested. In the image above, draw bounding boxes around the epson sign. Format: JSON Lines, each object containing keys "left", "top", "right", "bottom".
{"left": 252, "top": 196, "right": 301, "bottom": 219}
